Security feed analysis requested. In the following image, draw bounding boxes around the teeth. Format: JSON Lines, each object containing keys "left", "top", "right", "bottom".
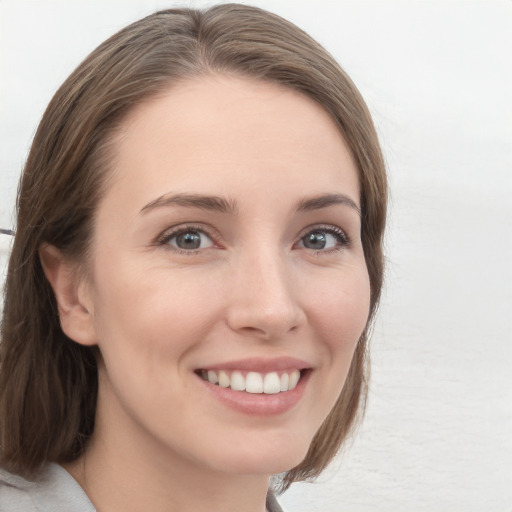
{"left": 218, "top": 370, "right": 229, "bottom": 388}
{"left": 202, "top": 369, "right": 303, "bottom": 394}
{"left": 289, "top": 370, "right": 300, "bottom": 390}
{"left": 263, "top": 372, "right": 281, "bottom": 394}
{"left": 246, "top": 372, "right": 264, "bottom": 393}
{"left": 279, "top": 373, "right": 289, "bottom": 392}
{"left": 230, "top": 371, "right": 245, "bottom": 391}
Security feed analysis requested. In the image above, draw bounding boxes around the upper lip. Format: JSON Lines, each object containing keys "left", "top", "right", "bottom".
{"left": 196, "top": 357, "right": 312, "bottom": 373}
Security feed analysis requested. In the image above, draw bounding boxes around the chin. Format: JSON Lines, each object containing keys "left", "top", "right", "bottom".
{"left": 198, "top": 431, "right": 312, "bottom": 477}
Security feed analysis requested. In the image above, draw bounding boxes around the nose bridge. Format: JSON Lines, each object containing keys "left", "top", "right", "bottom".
{"left": 226, "top": 242, "right": 304, "bottom": 338}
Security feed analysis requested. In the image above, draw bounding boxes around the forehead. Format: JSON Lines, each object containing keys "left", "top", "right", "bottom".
{"left": 104, "top": 74, "right": 359, "bottom": 211}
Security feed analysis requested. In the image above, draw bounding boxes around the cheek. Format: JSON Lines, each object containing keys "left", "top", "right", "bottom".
{"left": 306, "top": 263, "right": 370, "bottom": 413}
{"left": 89, "top": 267, "right": 218, "bottom": 429}
{"left": 310, "top": 265, "right": 371, "bottom": 349}
{"left": 279, "top": 264, "right": 371, "bottom": 451}
{"left": 90, "top": 261, "right": 221, "bottom": 369}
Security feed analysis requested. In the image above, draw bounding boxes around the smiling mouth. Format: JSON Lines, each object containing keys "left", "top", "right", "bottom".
{"left": 196, "top": 369, "right": 307, "bottom": 394}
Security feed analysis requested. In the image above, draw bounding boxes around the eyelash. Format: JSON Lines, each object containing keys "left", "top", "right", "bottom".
{"left": 155, "top": 223, "right": 349, "bottom": 255}
{"left": 296, "top": 224, "right": 350, "bottom": 255}
{"left": 156, "top": 224, "right": 218, "bottom": 255}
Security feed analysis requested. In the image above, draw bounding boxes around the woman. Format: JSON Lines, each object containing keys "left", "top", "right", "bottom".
{"left": 0, "top": 4, "right": 387, "bottom": 511}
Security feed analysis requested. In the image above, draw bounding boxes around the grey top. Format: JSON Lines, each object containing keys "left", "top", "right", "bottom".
{"left": 0, "top": 464, "right": 94, "bottom": 512}
{"left": 0, "top": 463, "right": 284, "bottom": 512}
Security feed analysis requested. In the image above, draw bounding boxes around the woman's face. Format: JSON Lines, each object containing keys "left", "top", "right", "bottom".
{"left": 80, "top": 75, "right": 370, "bottom": 476}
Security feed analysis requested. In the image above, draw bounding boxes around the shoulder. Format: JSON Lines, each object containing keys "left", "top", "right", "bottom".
{"left": 0, "top": 466, "right": 38, "bottom": 512}
{"left": 0, "top": 464, "right": 95, "bottom": 512}
{"left": 266, "top": 490, "right": 286, "bottom": 512}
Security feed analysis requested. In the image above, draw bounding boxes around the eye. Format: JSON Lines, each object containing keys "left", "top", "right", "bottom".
{"left": 297, "top": 227, "right": 348, "bottom": 252}
{"left": 162, "top": 228, "right": 214, "bottom": 252}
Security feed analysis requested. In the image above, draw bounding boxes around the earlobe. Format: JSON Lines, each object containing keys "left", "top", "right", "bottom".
{"left": 39, "top": 244, "right": 97, "bottom": 346}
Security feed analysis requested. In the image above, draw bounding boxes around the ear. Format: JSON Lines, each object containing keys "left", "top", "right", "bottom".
{"left": 39, "top": 244, "right": 97, "bottom": 346}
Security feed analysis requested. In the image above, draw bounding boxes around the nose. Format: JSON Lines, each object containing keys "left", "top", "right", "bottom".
{"left": 225, "top": 248, "right": 306, "bottom": 340}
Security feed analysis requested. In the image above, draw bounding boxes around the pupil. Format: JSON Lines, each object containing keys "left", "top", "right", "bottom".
{"left": 304, "top": 232, "right": 326, "bottom": 249}
{"left": 176, "top": 232, "right": 201, "bottom": 249}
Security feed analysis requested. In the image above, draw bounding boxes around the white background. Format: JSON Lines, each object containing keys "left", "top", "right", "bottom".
{"left": 1, "top": 1, "right": 511, "bottom": 511}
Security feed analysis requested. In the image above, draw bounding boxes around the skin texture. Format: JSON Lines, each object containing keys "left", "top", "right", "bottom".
{"left": 42, "top": 75, "right": 371, "bottom": 512}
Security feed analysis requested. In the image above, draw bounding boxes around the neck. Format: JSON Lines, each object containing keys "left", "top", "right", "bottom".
{"left": 64, "top": 384, "right": 270, "bottom": 512}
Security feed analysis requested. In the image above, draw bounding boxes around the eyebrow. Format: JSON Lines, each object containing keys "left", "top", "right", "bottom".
{"left": 139, "top": 192, "right": 360, "bottom": 216}
{"left": 296, "top": 193, "right": 361, "bottom": 216}
{"left": 140, "top": 193, "right": 238, "bottom": 215}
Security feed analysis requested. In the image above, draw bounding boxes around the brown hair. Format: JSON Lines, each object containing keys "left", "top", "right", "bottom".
{"left": 0, "top": 3, "right": 386, "bottom": 491}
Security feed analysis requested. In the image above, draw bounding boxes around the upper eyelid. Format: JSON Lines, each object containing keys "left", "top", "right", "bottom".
{"left": 155, "top": 223, "right": 220, "bottom": 248}
{"left": 297, "top": 223, "right": 349, "bottom": 240}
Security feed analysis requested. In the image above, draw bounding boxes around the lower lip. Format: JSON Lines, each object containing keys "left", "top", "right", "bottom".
{"left": 198, "top": 371, "right": 310, "bottom": 416}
